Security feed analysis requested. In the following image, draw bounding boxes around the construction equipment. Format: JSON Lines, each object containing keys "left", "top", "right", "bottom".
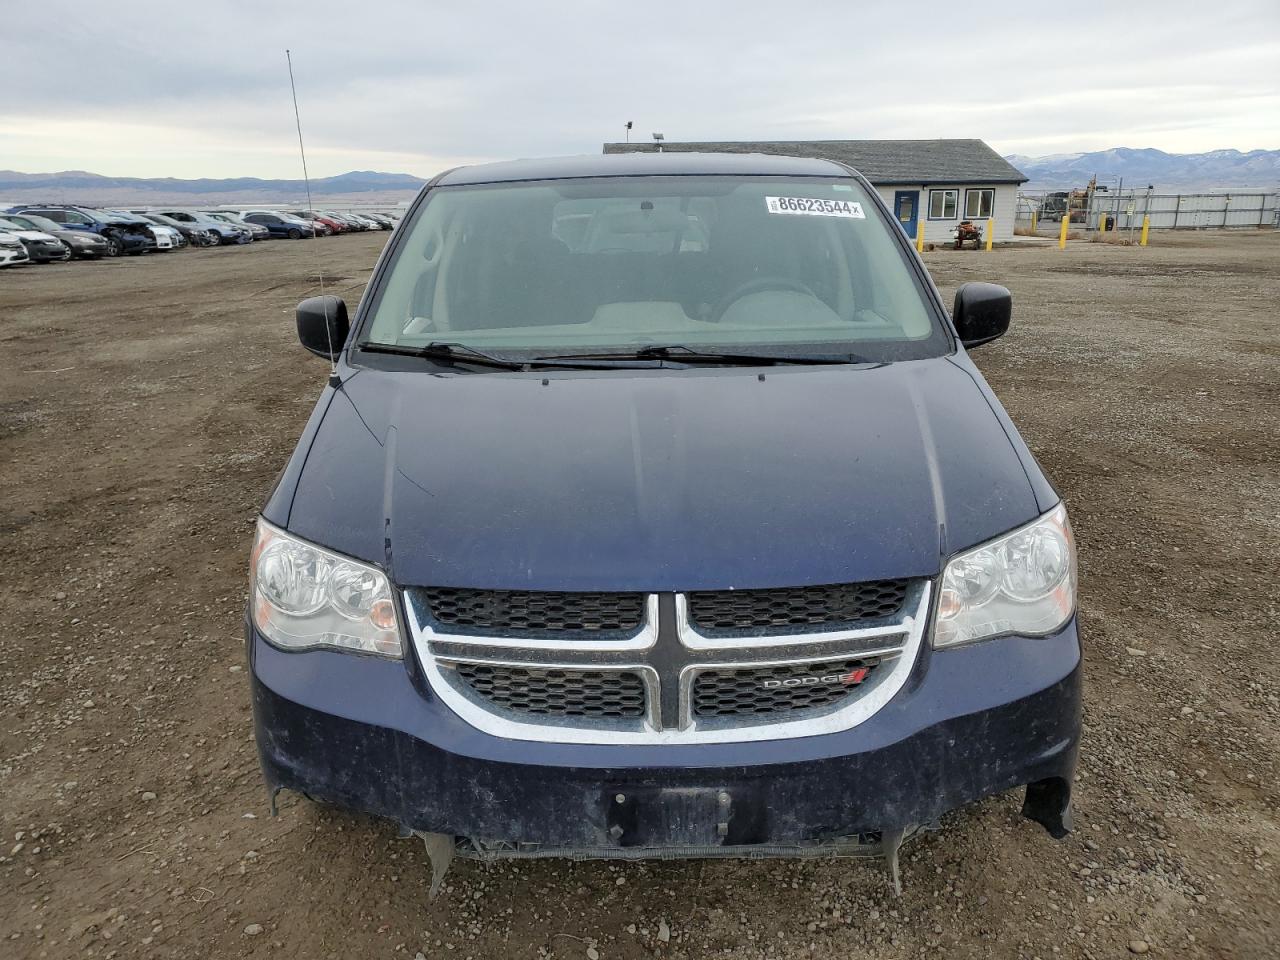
{"left": 1039, "top": 176, "right": 1104, "bottom": 223}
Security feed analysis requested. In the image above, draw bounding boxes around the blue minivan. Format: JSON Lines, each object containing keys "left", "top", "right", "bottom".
{"left": 248, "top": 152, "right": 1079, "bottom": 888}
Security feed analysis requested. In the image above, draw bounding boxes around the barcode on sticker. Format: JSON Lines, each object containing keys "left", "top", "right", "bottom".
{"left": 766, "top": 196, "right": 864, "bottom": 218}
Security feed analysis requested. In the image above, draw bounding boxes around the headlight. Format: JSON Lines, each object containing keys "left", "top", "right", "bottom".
{"left": 249, "top": 519, "right": 402, "bottom": 657}
{"left": 933, "top": 503, "right": 1076, "bottom": 648}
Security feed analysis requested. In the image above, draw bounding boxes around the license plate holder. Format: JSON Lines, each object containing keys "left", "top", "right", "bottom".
{"left": 606, "top": 786, "right": 733, "bottom": 847}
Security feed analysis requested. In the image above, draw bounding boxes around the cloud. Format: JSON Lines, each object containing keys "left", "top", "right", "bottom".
{"left": 5, "top": 0, "right": 1279, "bottom": 177}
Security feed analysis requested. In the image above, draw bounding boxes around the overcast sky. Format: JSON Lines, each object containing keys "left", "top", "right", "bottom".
{"left": 4, "top": 0, "right": 1278, "bottom": 179}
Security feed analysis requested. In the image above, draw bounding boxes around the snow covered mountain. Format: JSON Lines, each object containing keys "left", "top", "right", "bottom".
{"left": 1005, "top": 148, "right": 1280, "bottom": 190}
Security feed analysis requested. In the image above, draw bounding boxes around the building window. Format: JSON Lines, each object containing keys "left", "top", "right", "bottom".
{"left": 928, "top": 189, "right": 958, "bottom": 219}
{"left": 965, "top": 188, "right": 995, "bottom": 219}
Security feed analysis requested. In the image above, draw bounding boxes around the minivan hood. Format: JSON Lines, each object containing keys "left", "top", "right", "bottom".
{"left": 282, "top": 357, "right": 1050, "bottom": 591}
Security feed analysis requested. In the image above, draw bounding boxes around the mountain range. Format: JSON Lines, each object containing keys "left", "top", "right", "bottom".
{"left": 0, "top": 170, "right": 428, "bottom": 206}
{"left": 1005, "top": 148, "right": 1280, "bottom": 190}
{"left": 2, "top": 148, "right": 1276, "bottom": 204}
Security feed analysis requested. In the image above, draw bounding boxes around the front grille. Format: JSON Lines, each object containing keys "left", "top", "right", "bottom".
{"left": 691, "top": 657, "right": 884, "bottom": 718}
{"left": 421, "top": 588, "right": 645, "bottom": 634}
{"left": 686, "top": 579, "right": 910, "bottom": 634}
{"left": 452, "top": 663, "right": 647, "bottom": 719}
{"left": 413, "top": 579, "right": 927, "bottom": 743}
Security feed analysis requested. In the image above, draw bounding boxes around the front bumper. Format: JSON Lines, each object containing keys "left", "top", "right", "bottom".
{"left": 26, "top": 240, "right": 70, "bottom": 261}
{"left": 249, "top": 617, "right": 1080, "bottom": 849}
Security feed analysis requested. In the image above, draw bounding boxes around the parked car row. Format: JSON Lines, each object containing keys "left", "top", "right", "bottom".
{"left": 0, "top": 203, "right": 398, "bottom": 267}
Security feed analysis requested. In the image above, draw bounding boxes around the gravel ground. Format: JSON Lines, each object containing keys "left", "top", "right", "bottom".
{"left": 1, "top": 230, "right": 1276, "bottom": 959}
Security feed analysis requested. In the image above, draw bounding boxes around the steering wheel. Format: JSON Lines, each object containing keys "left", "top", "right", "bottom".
{"left": 709, "top": 276, "right": 818, "bottom": 323}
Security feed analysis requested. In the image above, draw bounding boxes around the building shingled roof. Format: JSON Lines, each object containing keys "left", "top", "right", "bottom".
{"left": 602, "top": 139, "right": 1027, "bottom": 185}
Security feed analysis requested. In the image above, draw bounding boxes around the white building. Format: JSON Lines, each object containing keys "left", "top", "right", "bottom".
{"left": 603, "top": 139, "right": 1028, "bottom": 244}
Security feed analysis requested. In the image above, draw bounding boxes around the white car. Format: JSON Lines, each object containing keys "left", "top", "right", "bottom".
{"left": 0, "top": 230, "right": 31, "bottom": 266}
{"left": 147, "top": 224, "right": 182, "bottom": 250}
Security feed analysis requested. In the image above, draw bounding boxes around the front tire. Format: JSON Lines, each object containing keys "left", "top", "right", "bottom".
{"left": 104, "top": 235, "right": 123, "bottom": 257}
{"left": 288, "top": 228, "right": 303, "bottom": 240}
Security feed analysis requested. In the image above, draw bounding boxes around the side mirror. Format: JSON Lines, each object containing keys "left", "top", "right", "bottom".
{"left": 296, "top": 295, "right": 350, "bottom": 359}
{"left": 952, "top": 282, "right": 1011, "bottom": 348}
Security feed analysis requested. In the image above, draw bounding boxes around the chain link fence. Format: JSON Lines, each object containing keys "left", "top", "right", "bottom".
{"left": 1015, "top": 189, "right": 1277, "bottom": 237}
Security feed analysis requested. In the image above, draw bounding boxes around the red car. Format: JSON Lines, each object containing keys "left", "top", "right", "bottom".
{"left": 293, "top": 211, "right": 347, "bottom": 234}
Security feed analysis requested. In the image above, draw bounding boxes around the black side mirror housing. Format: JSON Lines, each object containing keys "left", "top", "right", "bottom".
{"left": 296, "top": 295, "right": 350, "bottom": 359}
{"left": 952, "top": 282, "right": 1012, "bottom": 348}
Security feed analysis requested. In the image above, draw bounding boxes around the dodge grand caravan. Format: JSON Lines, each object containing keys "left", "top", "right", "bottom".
{"left": 248, "top": 152, "right": 1080, "bottom": 890}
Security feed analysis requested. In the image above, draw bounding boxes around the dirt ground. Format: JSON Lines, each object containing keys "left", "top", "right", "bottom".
{"left": 1, "top": 229, "right": 1277, "bottom": 959}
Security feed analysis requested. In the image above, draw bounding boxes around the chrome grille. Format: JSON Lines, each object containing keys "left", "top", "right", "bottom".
{"left": 686, "top": 579, "right": 911, "bottom": 634}
{"left": 452, "top": 663, "right": 647, "bottom": 719}
{"left": 408, "top": 580, "right": 930, "bottom": 745}
{"left": 691, "top": 656, "right": 885, "bottom": 718}
{"left": 420, "top": 588, "right": 645, "bottom": 634}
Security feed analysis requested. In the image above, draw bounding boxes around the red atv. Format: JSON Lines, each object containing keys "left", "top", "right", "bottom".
{"left": 954, "top": 220, "right": 983, "bottom": 250}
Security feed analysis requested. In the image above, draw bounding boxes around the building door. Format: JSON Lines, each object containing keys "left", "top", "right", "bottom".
{"left": 893, "top": 190, "right": 920, "bottom": 239}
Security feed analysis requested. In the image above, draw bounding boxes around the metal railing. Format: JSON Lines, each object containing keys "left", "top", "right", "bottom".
{"left": 1016, "top": 190, "right": 1278, "bottom": 232}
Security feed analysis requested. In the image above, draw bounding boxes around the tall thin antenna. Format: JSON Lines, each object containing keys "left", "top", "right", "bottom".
{"left": 286, "top": 49, "right": 338, "bottom": 382}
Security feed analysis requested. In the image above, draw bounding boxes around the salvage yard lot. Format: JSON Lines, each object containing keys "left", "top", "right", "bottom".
{"left": 1, "top": 231, "right": 1277, "bottom": 959}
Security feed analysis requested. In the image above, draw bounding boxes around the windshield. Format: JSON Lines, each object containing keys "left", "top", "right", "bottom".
{"left": 9, "top": 214, "right": 56, "bottom": 232}
{"left": 360, "top": 176, "right": 947, "bottom": 362}
{"left": 0, "top": 218, "right": 29, "bottom": 232}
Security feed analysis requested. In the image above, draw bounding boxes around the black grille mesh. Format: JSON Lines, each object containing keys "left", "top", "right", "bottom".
{"left": 692, "top": 657, "right": 882, "bottom": 718}
{"left": 422, "top": 588, "right": 645, "bottom": 634}
{"left": 687, "top": 580, "right": 910, "bottom": 634}
{"left": 453, "top": 664, "right": 647, "bottom": 719}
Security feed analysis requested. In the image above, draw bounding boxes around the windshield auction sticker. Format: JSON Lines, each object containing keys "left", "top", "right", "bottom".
{"left": 765, "top": 196, "right": 865, "bottom": 218}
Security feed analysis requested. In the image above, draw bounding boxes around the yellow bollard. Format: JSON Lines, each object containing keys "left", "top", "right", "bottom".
{"left": 1031, "top": 210, "right": 1037, "bottom": 233}
{"left": 1059, "top": 213, "right": 1068, "bottom": 249}
{"left": 1140, "top": 215, "right": 1150, "bottom": 247}
{"left": 1099, "top": 213, "right": 1107, "bottom": 233}
{"left": 985, "top": 218, "right": 993, "bottom": 251}
{"left": 915, "top": 219, "right": 925, "bottom": 254}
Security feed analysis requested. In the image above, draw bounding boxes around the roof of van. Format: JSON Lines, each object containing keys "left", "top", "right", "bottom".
{"left": 435, "top": 152, "right": 852, "bottom": 186}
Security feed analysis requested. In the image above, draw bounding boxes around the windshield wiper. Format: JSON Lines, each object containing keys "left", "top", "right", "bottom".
{"left": 360, "top": 341, "right": 529, "bottom": 370}
{"left": 536, "top": 344, "right": 867, "bottom": 366}
{"left": 359, "top": 341, "right": 655, "bottom": 370}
